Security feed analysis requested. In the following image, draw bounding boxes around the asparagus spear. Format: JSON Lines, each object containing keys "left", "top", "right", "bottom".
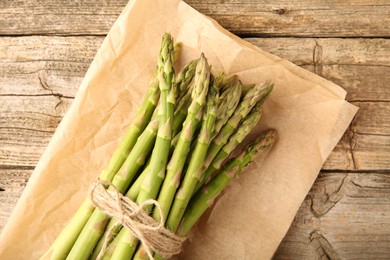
{"left": 174, "top": 59, "right": 198, "bottom": 101}
{"left": 90, "top": 162, "right": 151, "bottom": 260}
{"left": 110, "top": 33, "right": 175, "bottom": 260}
{"left": 172, "top": 90, "right": 192, "bottom": 136}
{"left": 92, "top": 120, "right": 185, "bottom": 259}
{"left": 178, "top": 129, "right": 277, "bottom": 236}
{"left": 241, "top": 83, "right": 256, "bottom": 97}
{"left": 160, "top": 82, "right": 272, "bottom": 237}
{"left": 153, "top": 53, "right": 210, "bottom": 224}
{"left": 165, "top": 78, "right": 220, "bottom": 234}
{"left": 133, "top": 57, "right": 213, "bottom": 260}
{"left": 158, "top": 78, "right": 243, "bottom": 226}
{"left": 134, "top": 58, "right": 214, "bottom": 260}
{"left": 65, "top": 118, "right": 159, "bottom": 259}
{"left": 194, "top": 104, "right": 262, "bottom": 194}
{"left": 45, "top": 70, "right": 160, "bottom": 260}
{"left": 100, "top": 69, "right": 159, "bottom": 182}
{"left": 214, "top": 73, "right": 238, "bottom": 93}
{"left": 203, "top": 82, "right": 273, "bottom": 175}
{"left": 213, "top": 80, "right": 242, "bottom": 138}
{"left": 66, "top": 34, "right": 175, "bottom": 260}
{"left": 171, "top": 59, "right": 198, "bottom": 136}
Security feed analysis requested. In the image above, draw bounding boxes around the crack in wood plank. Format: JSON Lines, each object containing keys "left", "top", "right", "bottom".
{"left": 0, "top": 93, "right": 74, "bottom": 99}
{"left": 0, "top": 126, "right": 55, "bottom": 134}
{"left": 310, "top": 174, "right": 349, "bottom": 218}
{"left": 37, "top": 71, "right": 64, "bottom": 98}
{"left": 347, "top": 125, "right": 358, "bottom": 170}
{"left": 355, "top": 131, "right": 390, "bottom": 137}
{"left": 37, "top": 71, "right": 68, "bottom": 111}
{"left": 313, "top": 39, "right": 323, "bottom": 76}
{"left": 350, "top": 180, "right": 364, "bottom": 189}
{"left": 37, "top": 71, "right": 51, "bottom": 92}
{"left": 310, "top": 230, "right": 342, "bottom": 260}
{"left": 350, "top": 100, "right": 390, "bottom": 103}
{"left": 322, "top": 169, "right": 390, "bottom": 174}
{"left": 0, "top": 165, "right": 35, "bottom": 170}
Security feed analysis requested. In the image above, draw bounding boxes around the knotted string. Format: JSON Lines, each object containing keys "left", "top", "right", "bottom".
{"left": 89, "top": 180, "right": 185, "bottom": 259}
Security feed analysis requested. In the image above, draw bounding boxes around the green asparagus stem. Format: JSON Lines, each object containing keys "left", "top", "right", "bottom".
{"left": 91, "top": 122, "right": 186, "bottom": 259}
{"left": 110, "top": 33, "right": 175, "bottom": 260}
{"left": 90, "top": 163, "right": 150, "bottom": 260}
{"left": 133, "top": 56, "right": 212, "bottom": 260}
{"left": 213, "top": 80, "right": 242, "bottom": 138}
{"left": 92, "top": 121, "right": 184, "bottom": 259}
{"left": 100, "top": 69, "right": 160, "bottom": 182}
{"left": 46, "top": 69, "right": 160, "bottom": 260}
{"left": 133, "top": 246, "right": 150, "bottom": 260}
{"left": 241, "top": 83, "right": 255, "bottom": 97}
{"left": 165, "top": 77, "right": 220, "bottom": 234}
{"left": 172, "top": 91, "right": 192, "bottom": 136}
{"left": 194, "top": 104, "right": 262, "bottom": 194}
{"left": 174, "top": 59, "right": 198, "bottom": 101}
{"left": 66, "top": 34, "right": 176, "bottom": 260}
{"left": 178, "top": 129, "right": 277, "bottom": 236}
{"left": 171, "top": 60, "right": 198, "bottom": 136}
{"left": 203, "top": 81, "right": 273, "bottom": 176}
{"left": 153, "top": 53, "right": 210, "bottom": 224}
{"left": 132, "top": 54, "right": 211, "bottom": 260}
{"left": 65, "top": 118, "right": 159, "bottom": 260}
{"left": 173, "top": 76, "right": 238, "bottom": 194}
{"left": 214, "top": 73, "right": 238, "bottom": 93}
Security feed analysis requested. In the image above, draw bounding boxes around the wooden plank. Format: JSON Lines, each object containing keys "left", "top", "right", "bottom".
{"left": 274, "top": 172, "right": 390, "bottom": 259}
{"left": 323, "top": 101, "right": 390, "bottom": 171}
{"left": 0, "top": 1, "right": 389, "bottom": 37}
{"left": 0, "top": 36, "right": 102, "bottom": 97}
{"left": 188, "top": 0, "right": 390, "bottom": 37}
{"left": 0, "top": 96, "right": 72, "bottom": 167}
{"left": 248, "top": 37, "right": 390, "bottom": 102}
{"left": 0, "top": 0, "right": 124, "bottom": 36}
{"left": 247, "top": 38, "right": 390, "bottom": 67}
{"left": 2, "top": 37, "right": 389, "bottom": 101}
{"left": 306, "top": 65, "right": 390, "bottom": 102}
{"left": 0, "top": 169, "right": 31, "bottom": 231}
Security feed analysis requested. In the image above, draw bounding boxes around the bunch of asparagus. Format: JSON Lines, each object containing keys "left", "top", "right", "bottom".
{"left": 45, "top": 33, "right": 276, "bottom": 260}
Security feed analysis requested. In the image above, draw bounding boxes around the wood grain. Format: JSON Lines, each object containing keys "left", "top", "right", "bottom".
{"left": 0, "top": 169, "right": 31, "bottom": 231}
{"left": 0, "top": 95, "right": 72, "bottom": 167}
{"left": 324, "top": 101, "right": 390, "bottom": 171}
{"left": 0, "top": 0, "right": 389, "bottom": 37}
{"left": 0, "top": 36, "right": 101, "bottom": 97}
{"left": 274, "top": 172, "right": 390, "bottom": 259}
{"left": 248, "top": 38, "right": 390, "bottom": 102}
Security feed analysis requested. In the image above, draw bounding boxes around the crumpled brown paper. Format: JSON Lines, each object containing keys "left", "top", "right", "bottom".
{"left": 0, "top": 0, "right": 358, "bottom": 259}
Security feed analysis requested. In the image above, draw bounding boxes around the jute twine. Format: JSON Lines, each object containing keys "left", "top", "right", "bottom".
{"left": 89, "top": 180, "right": 186, "bottom": 260}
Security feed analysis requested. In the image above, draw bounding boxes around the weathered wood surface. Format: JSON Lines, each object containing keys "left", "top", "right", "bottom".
{"left": 275, "top": 172, "right": 390, "bottom": 259}
{"left": 0, "top": 0, "right": 389, "bottom": 37}
{"left": 0, "top": 1, "right": 389, "bottom": 259}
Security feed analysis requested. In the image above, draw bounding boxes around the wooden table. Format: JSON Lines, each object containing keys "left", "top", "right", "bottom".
{"left": 1, "top": 1, "right": 389, "bottom": 259}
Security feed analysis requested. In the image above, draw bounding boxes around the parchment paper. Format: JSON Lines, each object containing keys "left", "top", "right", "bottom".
{"left": 0, "top": 0, "right": 358, "bottom": 259}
